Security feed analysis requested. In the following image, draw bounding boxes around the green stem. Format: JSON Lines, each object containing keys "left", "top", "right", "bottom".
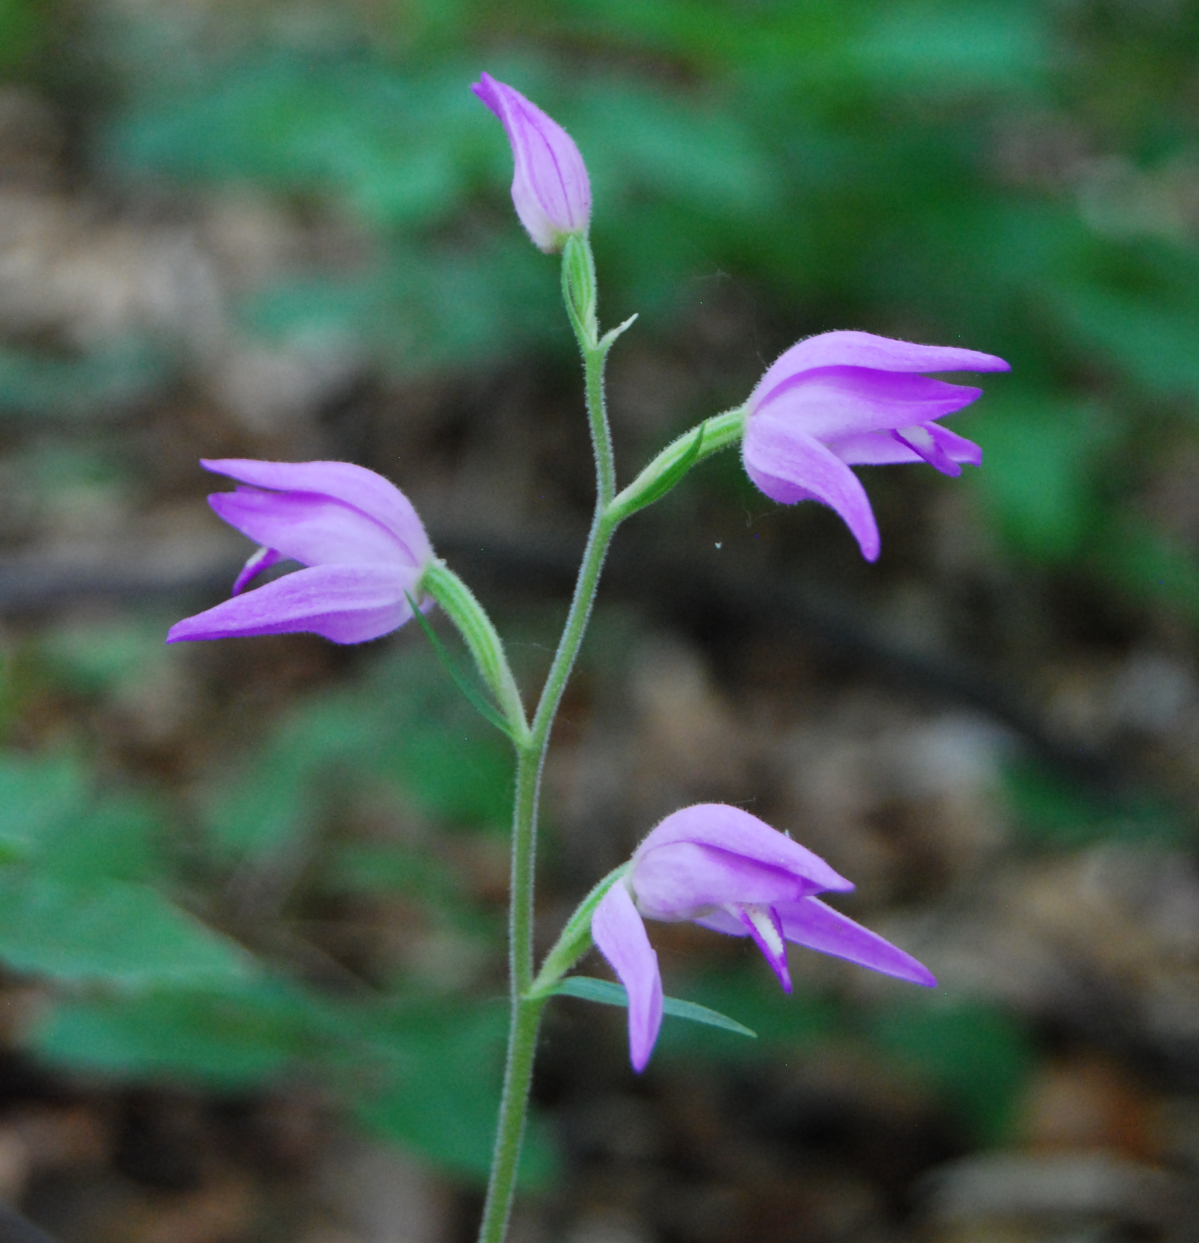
{"left": 477, "top": 982, "right": 544, "bottom": 1243}
{"left": 477, "top": 238, "right": 623, "bottom": 1243}
{"left": 477, "top": 744, "right": 544, "bottom": 1243}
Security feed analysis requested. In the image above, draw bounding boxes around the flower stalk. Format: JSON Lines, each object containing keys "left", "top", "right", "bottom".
{"left": 477, "top": 234, "right": 625, "bottom": 1243}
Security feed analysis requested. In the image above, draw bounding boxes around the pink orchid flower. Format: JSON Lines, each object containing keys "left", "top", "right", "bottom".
{"left": 473, "top": 72, "right": 591, "bottom": 253}
{"left": 742, "top": 331, "right": 1009, "bottom": 560}
{"left": 167, "top": 459, "right": 434, "bottom": 646}
{"left": 591, "top": 804, "right": 935, "bottom": 1072}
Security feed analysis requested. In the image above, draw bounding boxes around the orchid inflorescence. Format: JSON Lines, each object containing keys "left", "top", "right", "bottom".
{"left": 169, "top": 75, "right": 1007, "bottom": 1243}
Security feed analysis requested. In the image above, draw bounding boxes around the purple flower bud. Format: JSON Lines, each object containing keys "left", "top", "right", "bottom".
{"left": 741, "top": 331, "right": 1010, "bottom": 560}
{"left": 167, "top": 459, "right": 434, "bottom": 646}
{"left": 591, "top": 804, "right": 935, "bottom": 1072}
{"left": 472, "top": 72, "right": 591, "bottom": 253}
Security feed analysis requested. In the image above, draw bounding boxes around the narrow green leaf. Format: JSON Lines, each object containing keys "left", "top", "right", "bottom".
{"left": 597, "top": 312, "right": 638, "bottom": 354}
{"left": 548, "top": 975, "right": 757, "bottom": 1038}
{"left": 405, "top": 592, "right": 514, "bottom": 739}
{"left": 547, "top": 975, "right": 627, "bottom": 1006}
{"left": 662, "top": 993, "right": 757, "bottom": 1038}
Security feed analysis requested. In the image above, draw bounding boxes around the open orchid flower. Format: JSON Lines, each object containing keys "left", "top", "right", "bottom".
{"left": 742, "top": 331, "right": 1009, "bottom": 561}
{"left": 473, "top": 72, "right": 591, "bottom": 253}
{"left": 167, "top": 459, "right": 434, "bottom": 646}
{"left": 591, "top": 804, "right": 935, "bottom": 1071}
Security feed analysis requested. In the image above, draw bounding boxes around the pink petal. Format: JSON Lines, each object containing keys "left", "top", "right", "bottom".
{"left": 929, "top": 423, "right": 982, "bottom": 467}
{"left": 591, "top": 882, "right": 664, "bottom": 1073}
{"left": 742, "top": 417, "right": 881, "bottom": 561}
{"left": 778, "top": 897, "right": 936, "bottom": 987}
{"left": 752, "top": 366, "right": 983, "bottom": 441}
{"left": 828, "top": 423, "right": 981, "bottom": 467}
{"left": 634, "top": 805, "right": 852, "bottom": 893}
{"left": 210, "top": 489, "right": 415, "bottom": 570}
{"left": 232, "top": 545, "right": 285, "bottom": 595}
{"left": 167, "top": 563, "right": 418, "bottom": 646}
{"left": 752, "top": 331, "right": 1009, "bottom": 405}
{"left": 633, "top": 843, "right": 836, "bottom": 921}
{"left": 472, "top": 73, "right": 591, "bottom": 252}
{"left": 692, "top": 908, "right": 748, "bottom": 936}
{"left": 200, "top": 460, "right": 432, "bottom": 566}
{"left": 892, "top": 426, "right": 961, "bottom": 476}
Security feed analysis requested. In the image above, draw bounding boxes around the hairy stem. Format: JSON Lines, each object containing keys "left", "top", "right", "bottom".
{"left": 477, "top": 237, "right": 621, "bottom": 1243}
{"left": 476, "top": 744, "right": 545, "bottom": 1243}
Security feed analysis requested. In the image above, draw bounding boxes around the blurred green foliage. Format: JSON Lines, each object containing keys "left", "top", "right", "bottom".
{"left": 0, "top": 631, "right": 551, "bottom": 1182}
{"left": 1003, "top": 757, "right": 1188, "bottom": 850}
{"left": 0, "top": 0, "right": 1190, "bottom": 613}
{"left": 0, "top": 0, "right": 1197, "bottom": 1184}
{"left": 870, "top": 996, "right": 1036, "bottom": 1146}
{"left": 203, "top": 644, "right": 512, "bottom": 861}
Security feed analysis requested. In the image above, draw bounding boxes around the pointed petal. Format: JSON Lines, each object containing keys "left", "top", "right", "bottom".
{"left": 752, "top": 331, "right": 1009, "bottom": 405}
{"left": 591, "top": 882, "right": 664, "bottom": 1072}
{"left": 167, "top": 563, "right": 416, "bottom": 646}
{"left": 778, "top": 897, "right": 936, "bottom": 987}
{"left": 929, "top": 423, "right": 982, "bottom": 467}
{"left": 752, "top": 366, "right": 983, "bottom": 442}
{"left": 692, "top": 908, "right": 748, "bottom": 936}
{"left": 633, "top": 843, "right": 834, "bottom": 921}
{"left": 210, "top": 489, "right": 413, "bottom": 569}
{"left": 635, "top": 805, "right": 852, "bottom": 893}
{"left": 828, "top": 423, "right": 981, "bottom": 467}
{"left": 737, "top": 905, "right": 792, "bottom": 992}
{"left": 232, "top": 545, "right": 285, "bottom": 595}
{"left": 472, "top": 73, "right": 590, "bottom": 251}
{"left": 892, "top": 426, "right": 961, "bottom": 476}
{"left": 200, "top": 460, "right": 432, "bottom": 565}
{"left": 742, "top": 417, "right": 881, "bottom": 560}
{"left": 827, "top": 432, "right": 920, "bottom": 464}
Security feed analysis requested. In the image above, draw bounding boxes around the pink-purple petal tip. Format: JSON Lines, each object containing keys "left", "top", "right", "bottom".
{"left": 592, "top": 882, "right": 664, "bottom": 1073}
